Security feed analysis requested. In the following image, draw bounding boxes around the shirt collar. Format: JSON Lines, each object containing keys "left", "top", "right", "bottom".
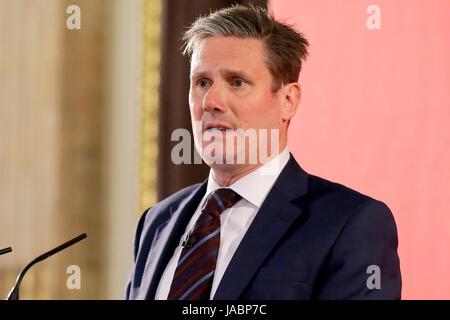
{"left": 206, "top": 147, "right": 291, "bottom": 208}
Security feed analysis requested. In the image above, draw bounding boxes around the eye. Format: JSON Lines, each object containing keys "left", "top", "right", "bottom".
{"left": 197, "top": 79, "right": 210, "bottom": 88}
{"left": 232, "top": 79, "right": 245, "bottom": 87}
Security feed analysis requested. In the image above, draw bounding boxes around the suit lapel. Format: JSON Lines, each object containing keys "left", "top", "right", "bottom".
{"left": 213, "top": 155, "right": 309, "bottom": 299}
{"left": 138, "top": 181, "right": 207, "bottom": 299}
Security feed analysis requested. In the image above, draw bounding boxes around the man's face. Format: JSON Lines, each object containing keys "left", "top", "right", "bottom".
{"left": 189, "top": 36, "right": 287, "bottom": 168}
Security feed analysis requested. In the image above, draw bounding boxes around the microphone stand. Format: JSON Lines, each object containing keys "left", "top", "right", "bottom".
{"left": 6, "top": 233, "right": 87, "bottom": 300}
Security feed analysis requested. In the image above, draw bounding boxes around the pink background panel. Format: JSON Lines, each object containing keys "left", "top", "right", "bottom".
{"left": 270, "top": 0, "right": 450, "bottom": 299}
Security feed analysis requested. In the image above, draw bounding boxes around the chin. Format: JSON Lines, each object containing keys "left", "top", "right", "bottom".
{"left": 199, "top": 141, "right": 234, "bottom": 164}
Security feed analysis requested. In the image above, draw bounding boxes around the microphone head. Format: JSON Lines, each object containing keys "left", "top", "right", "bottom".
{"left": 0, "top": 247, "right": 12, "bottom": 256}
{"left": 181, "top": 230, "right": 197, "bottom": 248}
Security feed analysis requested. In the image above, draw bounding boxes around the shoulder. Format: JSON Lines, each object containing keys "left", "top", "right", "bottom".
{"left": 306, "top": 173, "right": 387, "bottom": 213}
{"left": 308, "top": 174, "right": 372, "bottom": 204}
{"left": 138, "top": 183, "right": 203, "bottom": 226}
{"left": 301, "top": 173, "right": 396, "bottom": 234}
{"left": 153, "top": 183, "right": 203, "bottom": 211}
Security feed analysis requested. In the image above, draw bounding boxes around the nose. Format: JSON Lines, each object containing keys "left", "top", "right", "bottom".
{"left": 202, "top": 82, "right": 227, "bottom": 114}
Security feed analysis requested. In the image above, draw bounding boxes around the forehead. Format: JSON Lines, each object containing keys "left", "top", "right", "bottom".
{"left": 190, "top": 36, "right": 268, "bottom": 77}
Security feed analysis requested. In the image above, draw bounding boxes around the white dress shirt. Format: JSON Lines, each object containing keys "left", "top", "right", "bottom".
{"left": 154, "top": 147, "right": 291, "bottom": 299}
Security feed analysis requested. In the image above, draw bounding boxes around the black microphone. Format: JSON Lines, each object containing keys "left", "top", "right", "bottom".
{"left": 0, "top": 247, "right": 12, "bottom": 256}
{"left": 181, "top": 230, "right": 197, "bottom": 248}
{"left": 6, "top": 233, "right": 87, "bottom": 300}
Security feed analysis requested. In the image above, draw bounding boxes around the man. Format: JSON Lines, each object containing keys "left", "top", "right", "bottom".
{"left": 126, "top": 5, "right": 401, "bottom": 300}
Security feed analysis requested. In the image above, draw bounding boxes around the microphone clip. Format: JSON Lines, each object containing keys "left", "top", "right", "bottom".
{"left": 181, "top": 230, "right": 196, "bottom": 248}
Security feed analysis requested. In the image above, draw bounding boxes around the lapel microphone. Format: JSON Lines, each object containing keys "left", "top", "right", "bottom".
{"left": 181, "top": 230, "right": 196, "bottom": 248}
{"left": 0, "top": 247, "right": 12, "bottom": 256}
{"left": 6, "top": 233, "right": 87, "bottom": 300}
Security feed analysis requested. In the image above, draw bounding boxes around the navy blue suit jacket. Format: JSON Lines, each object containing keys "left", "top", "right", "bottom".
{"left": 125, "top": 155, "right": 401, "bottom": 299}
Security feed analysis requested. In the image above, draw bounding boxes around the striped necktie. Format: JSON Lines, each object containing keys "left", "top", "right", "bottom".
{"left": 167, "top": 188, "right": 242, "bottom": 300}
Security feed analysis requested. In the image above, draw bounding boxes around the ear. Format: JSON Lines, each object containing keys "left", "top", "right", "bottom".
{"left": 280, "top": 82, "right": 301, "bottom": 122}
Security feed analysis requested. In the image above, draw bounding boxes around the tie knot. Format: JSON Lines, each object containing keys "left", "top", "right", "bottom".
{"left": 202, "top": 188, "right": 242, "bottom": 217}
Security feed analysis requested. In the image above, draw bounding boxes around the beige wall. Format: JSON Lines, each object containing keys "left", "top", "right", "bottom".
{"left": 0, "top": 0, "right": 64, "bottom": 299}
{"left": 103, "top": 0, "right": 144, "bottom": 299}
{"left": 0, "top": 0, "right": 153, "bottom": 299}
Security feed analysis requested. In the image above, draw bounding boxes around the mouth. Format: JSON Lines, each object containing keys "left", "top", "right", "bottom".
{"left": 206, "top": 128, "right": 233, "bottom": 132}
{"left": 204, "top": 123, "right": 234, "bottom": 132}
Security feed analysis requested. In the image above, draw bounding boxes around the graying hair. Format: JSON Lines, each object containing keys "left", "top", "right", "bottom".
{"left": 182, "top": 4, "right": 309, "bottom": 91}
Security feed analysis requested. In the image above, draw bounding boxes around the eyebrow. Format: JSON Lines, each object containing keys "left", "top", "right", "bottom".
{"left": 190, "top": 69, "right": 252, "bottom": 81}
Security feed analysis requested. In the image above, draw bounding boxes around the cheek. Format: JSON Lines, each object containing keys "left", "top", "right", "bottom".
{"left": 191, "top": 106, "right": 202, "bottom": 120}
{"left": 242, "top": 98, "right": 281, "bottom": 128}
{"left": 189, "top": 95, "right": 203, "bottom": 120}
{"left": 263, "top": 95, "right": 283, "bottom": 122}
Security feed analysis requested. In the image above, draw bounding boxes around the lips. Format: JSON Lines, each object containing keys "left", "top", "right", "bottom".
{"left": 204, "top": 122, "right": 234, "bottom": 132}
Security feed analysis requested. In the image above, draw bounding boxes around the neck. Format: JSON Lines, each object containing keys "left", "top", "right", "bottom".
{"left": 211, "top": 163, "right": 260, "bottom": 187}
{"left": 211, "top": 143, "right": 287, "bottom": 187}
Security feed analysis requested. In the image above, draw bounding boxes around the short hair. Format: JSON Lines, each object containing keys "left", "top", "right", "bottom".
{"left": 182, "top": 4, "right": 309, "bottom": 91}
